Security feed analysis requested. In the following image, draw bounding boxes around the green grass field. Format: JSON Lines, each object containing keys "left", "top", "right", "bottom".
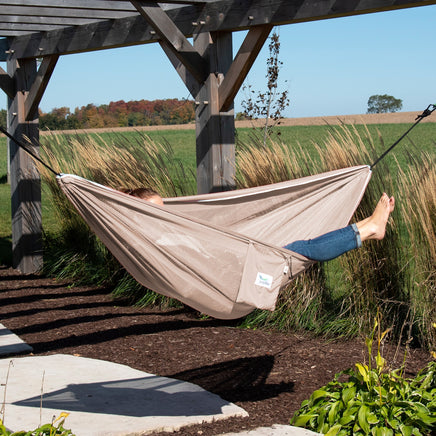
{"left": 1, "top": 121, "right": 435, "bottom": 264}
{"left": 95, "top": 129, "right": 198, "bottom": 170}
{"left": 239, "top": 123, "right": 436, "bottom": 169}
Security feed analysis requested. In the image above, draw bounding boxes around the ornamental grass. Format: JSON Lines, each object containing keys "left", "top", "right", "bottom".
{"left": 37, "top": 125, "right": 436, "bottom": 350}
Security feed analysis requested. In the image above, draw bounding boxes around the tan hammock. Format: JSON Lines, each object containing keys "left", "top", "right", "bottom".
{"left": 57, "top": 165, "right": 371, "bottom": 319}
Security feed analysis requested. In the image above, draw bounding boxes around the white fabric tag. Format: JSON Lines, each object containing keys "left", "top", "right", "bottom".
{"left": 254, "top": 272, "right": 273, "bottom": 289}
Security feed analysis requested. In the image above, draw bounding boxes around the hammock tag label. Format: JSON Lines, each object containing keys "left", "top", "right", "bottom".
{"left": 255, "top": 272, "right": 273, "bottom": 290}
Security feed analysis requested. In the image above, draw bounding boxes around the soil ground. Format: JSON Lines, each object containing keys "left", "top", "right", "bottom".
{"left": 0, "top": 266, "right": 432, "bottom": 436}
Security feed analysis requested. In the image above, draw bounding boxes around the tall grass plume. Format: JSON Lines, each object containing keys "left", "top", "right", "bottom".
{"left": 236, "top": 126, "right": 435, "bottom": 348}
{"left": 38, "top": 131, "right": 195, "bottom": 306}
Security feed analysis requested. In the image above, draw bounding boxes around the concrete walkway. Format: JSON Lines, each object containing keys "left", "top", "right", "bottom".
{"left": 0, "top": 354, "right": 248, "bottom": 435}
{"left": 0, "top": 330, "right": 320, "bottom": 436}
{"left": 0, "top": 323, "right": 33, "bottom": 356}
{"left": 219, "top": 426, "right": 321, "bottom": 436}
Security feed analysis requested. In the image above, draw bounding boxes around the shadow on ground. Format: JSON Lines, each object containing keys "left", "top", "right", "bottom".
{"left": 169, "top": 355, "right": 295, "bottom": 402}
{"left": 0, "top": 236, "right": 12, "bottom": 266}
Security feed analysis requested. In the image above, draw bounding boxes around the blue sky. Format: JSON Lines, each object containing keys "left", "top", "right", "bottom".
{"left": 1, "top": 4, "right": 435, "bottom": 118}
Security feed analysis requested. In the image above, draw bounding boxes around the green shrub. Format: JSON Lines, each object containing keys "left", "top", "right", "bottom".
{"left": 291, "top": 320, "right": 436, "bottom": 435}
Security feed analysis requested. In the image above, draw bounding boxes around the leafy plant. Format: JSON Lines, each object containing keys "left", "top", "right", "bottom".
{"left": 291, "top": 318, "right": 436, "bottom": 435}
{"left": 0, "top": 413, "right": 75, "bottom": 436}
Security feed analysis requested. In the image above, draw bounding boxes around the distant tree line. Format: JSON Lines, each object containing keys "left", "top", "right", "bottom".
{"left": 0, "top": 94, "right": 405, "bottom": 131}
{"left": 0, "top": 98, "right": 195, "bottom": 131}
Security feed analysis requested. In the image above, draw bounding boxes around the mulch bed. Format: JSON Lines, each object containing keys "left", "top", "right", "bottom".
{"left": 0, "top": 265, "right": 432, "bottom": 435}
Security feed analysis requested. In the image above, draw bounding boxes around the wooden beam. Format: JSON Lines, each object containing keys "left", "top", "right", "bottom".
{"left": 219, "top": 24, "right": 272, "bottom": 112}
{"left": 0, "top": 5, "right": 137, "bottom": 20}
{"left": 130, "top": 1, "right": 207, "bottom": 84}
{"left": 0, "top": 15, "right": 159, "bottom": 62}
{"left": 0, "top": 0, "right": 136, "bottom": 11}
{"left": 0, "top": 0, "right": 211, "bottom": 8}
{"left": 3, "top": 0, "right": 435, "bottom": 60}
{"left": 0, "top": 23, "right": 67, "bottom": 33}
{"left": 0, "top": 65, "right": 15, "bottom": 99}
{"left": 0, "top": 15, "right": 99, "bottom": 26}
{"left": 25, "top": 55, "right": 59, "bottom": 121}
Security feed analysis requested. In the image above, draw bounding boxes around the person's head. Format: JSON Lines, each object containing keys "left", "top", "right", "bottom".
{"left": 125, "top": 187, "right": 164, "bottom": 206}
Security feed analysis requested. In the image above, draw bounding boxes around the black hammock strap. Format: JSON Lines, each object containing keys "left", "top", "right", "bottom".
{"left": 370, "top": 103, "right": 436, "bottom": 169}
{"left": 0, "top": 126, "right": 60, "bottom": 176}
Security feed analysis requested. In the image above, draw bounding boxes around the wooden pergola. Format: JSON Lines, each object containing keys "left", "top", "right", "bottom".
{"left": 0, "top": 0, "right": 434, "bottom": 273}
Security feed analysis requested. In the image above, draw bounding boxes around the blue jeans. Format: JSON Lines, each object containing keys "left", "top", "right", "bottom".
{"left": 284, "top": 224, "right": 362, "bottom": 262}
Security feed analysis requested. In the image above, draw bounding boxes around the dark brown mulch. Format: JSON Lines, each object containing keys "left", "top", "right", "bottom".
{"left": 0, "top": 265, "right": 432, "bottom": 435}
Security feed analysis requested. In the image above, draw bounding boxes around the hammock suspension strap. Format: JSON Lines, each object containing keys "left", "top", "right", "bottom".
{"left": 0, "top": 126, "right": 60, "bottom": 176}
{"left": 370, "top": 103, "right": 436, "bottom": 169}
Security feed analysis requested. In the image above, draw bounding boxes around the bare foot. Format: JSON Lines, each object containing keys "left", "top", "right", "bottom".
{"left": 389, "top": 195, "right": 395, "bottom": 213}
{"left": 356, "top": 193, "right": 394, "bottom": 242}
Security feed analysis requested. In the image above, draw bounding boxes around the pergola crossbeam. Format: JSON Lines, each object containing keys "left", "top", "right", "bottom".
{"left": 25, "top": 55, "right": 59, "bottom": 121}
{"left": 0, "top": 16, "right": 100, "bottom": 26}
{"left": 130, "top": 1, "right": 207, "bottom": 84}
{"left": 0, "top": 0, "right": 135, "bottom": 11}
{"left": 0, "top": 65, "right": 15, "bottom": 99}
{"left": 219, "top": 24, "right": 272, "bottom": 112}
{"left": 2, "top": 0, "right": 434, "bottom": 61}
{"left": 0, "top": 15, "right": 160, "bottom": 61}
{"left": 0, "top": 6, "right": 137, "bottom": 20}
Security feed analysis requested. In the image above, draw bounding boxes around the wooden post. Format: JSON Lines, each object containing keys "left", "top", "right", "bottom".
{"left": 7, "top": 57, "right": 42, "bottom": 273}
{"left": 131, "top": 2, "right": 235, "bottom": 193}
{"left": 133, "top": 3, "right": 271, "bottom": 194}
{"left": 194, "top": 31, "right": 235, "bottom": 193}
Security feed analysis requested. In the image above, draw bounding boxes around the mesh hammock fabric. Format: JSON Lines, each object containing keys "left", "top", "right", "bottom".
{"left": 57, "top": 165, "right": 371, "bottom": 319}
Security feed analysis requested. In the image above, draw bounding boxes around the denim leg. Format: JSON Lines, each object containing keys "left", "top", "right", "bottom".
{"left": 284, "top": 224, "right": 361, "bottom": 262}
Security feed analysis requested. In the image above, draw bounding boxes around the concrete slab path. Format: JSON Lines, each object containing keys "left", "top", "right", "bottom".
{"left": 0, "top": 323, "right": 33, "bottom": 357}
{"left": 0, "top": 354, "right": 248, "bottom": 435}
{"left": 0, "top": 335, "right": 321, "bottom": 436}
{"left": 219, "top": 425, "right": 322, "bottom": 435}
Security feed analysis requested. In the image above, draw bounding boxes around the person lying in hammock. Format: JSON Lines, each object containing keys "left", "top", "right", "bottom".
{"left": 123, "top": 187, "right": 395, "bottom": 263}
{"left": 119, "top": 187, "right": 165, "bottom": 206}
